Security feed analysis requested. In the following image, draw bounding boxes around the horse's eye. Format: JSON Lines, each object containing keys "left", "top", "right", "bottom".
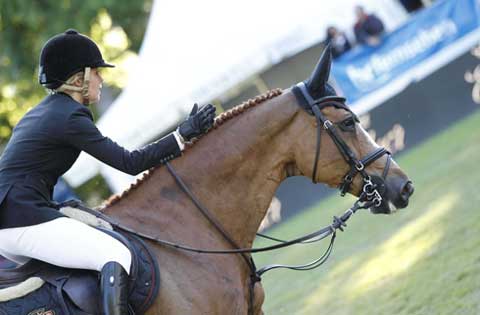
{"left": 339, "top": 117, "right": 356, "bottom": 131}
{"left": 344, "top": 117, "right": 355, "bottom": 127}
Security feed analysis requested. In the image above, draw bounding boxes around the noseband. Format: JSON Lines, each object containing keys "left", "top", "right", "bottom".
{"left": 293, "top": 82, "right": 391, "bottom": 206}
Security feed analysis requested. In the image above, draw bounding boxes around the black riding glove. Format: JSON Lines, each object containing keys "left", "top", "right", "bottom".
{"left": 178, "top": 103, "right": 216, "bottom": 142}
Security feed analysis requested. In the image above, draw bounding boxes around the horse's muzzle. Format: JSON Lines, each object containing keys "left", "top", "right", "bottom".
{"left": 370, "top": 178, "right": 414, "bottom": 214}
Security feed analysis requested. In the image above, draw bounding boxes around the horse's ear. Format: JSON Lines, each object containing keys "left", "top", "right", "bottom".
{"left": 306, "top": 44, "right": 332, "bottom": 99}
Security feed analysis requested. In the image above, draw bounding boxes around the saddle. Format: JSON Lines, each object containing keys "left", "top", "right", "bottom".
{"left": 0, "top": 202, "right": 160, "bottom": 315}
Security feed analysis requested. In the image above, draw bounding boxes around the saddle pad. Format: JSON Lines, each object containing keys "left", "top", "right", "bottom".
{"left": 113, "top": 229, "right": 161, "bottom": 314}
{"left": 0, "top": 281, "right": 73, "bottom": 315}
{"left": 59, "top": 206, "right": 113, "bottom": 230}
{"left": 0, "top": 277, "right": 45, "bottom": 302}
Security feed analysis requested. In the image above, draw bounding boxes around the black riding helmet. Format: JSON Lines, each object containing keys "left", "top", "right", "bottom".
{"left": 38, "top": 29, "right": 114, "bottom": 89}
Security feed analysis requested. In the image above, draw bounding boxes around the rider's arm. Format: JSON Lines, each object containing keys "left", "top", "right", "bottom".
{"left": 63, "top": 106, "right": 183, "bottom": 175}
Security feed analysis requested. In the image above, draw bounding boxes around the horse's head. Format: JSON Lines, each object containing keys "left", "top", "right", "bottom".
{"left": 288, "top": 45, "right": 413, "bottom": 214}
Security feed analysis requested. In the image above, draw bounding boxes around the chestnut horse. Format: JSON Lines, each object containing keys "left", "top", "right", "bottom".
{"left": 102, "top": 47, "right": 413, "bottom": 315}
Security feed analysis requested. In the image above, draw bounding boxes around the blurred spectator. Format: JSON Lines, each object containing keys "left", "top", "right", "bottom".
{"left": 53, "top": 177, "right": 78, "bottom": 203}
{"left": 399, "top": 0, "right": 424, "bottom": 13}
{"left": 325, "top": 26, "right": 352, "bottom": 59}
{"left": 353, "top": 5, "right": 385, "bottom": 46}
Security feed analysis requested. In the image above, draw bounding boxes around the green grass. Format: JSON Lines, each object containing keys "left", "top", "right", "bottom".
{"left": 253, "top": 109, "right": 480, "bottom": 315}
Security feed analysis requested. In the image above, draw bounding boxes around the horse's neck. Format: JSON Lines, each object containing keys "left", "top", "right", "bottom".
{"left": 105, "top": 92, "right": 299, "bottom": 247}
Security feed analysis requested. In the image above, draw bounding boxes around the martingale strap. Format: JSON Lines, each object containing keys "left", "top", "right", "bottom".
{"left": 165, "top": 163, "right": 259, "bottom": 315}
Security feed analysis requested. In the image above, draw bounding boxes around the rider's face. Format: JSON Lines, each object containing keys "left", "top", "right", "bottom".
{"left": 88, "top": 68, "right": 103, "bottom": 104}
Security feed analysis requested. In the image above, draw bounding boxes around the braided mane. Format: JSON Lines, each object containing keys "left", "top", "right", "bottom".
{"left": 102, "top": 88, "right": 283, "bottom": 209}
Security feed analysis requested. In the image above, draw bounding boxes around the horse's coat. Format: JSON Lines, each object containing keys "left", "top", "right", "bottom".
{"left": 101, "top": 86, "right": 411, "bottom": 314}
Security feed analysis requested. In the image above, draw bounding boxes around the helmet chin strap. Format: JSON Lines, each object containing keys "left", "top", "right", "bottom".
{"left": 81, "top": 67, "right": 91, "bottom": 105}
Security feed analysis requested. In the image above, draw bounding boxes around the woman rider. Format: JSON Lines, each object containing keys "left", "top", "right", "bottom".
{"left": 0, "top": 29, "right": 216, "bottom": 314}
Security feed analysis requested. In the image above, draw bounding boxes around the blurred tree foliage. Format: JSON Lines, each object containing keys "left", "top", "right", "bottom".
{"left": 75, "top": 174, "right": 112, "bottom": 207}
{"left": 0, "top": 0, "right": 153, "bottom": 148}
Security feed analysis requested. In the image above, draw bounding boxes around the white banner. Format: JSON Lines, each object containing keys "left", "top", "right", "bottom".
{"left": 65, "top": 0, "right": 408, "bottom": 192}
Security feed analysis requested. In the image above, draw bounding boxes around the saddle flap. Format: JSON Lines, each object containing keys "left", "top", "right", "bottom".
{"left": 37, "top": 265, "right": 99, "bottom": 314}
{"left": 63, "top": 270, "right": 99, "bottom": 314}
{"left": 0, "top": 260, "right": 44, "bottom": 286}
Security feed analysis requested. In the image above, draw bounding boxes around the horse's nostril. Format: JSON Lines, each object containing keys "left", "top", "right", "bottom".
{"left": 401, "top": 181, "right": 414, "bottom": 200}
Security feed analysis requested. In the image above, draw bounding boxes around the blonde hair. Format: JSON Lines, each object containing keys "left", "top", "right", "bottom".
{"left": 55, "top": 72, "right": 84, "bottom": 93}
{"left": 51, "top": 67, "right": 91, "bottom": 104}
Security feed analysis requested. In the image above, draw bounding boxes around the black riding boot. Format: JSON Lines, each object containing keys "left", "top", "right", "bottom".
{"left": 100, "top": 261, "right": 129, "bottom": 315}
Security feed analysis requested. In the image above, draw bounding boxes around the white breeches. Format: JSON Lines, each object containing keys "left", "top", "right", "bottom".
{"left": 0, "top": 217, "right": 132, "bottom": 274}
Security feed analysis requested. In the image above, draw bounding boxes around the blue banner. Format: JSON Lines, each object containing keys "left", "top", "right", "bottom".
{"left": 332, "top": 0, "right": 480, "bottom": 104}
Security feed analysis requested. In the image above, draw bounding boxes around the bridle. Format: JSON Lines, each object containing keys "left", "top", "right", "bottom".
{"left": 85, "top": 85, "right": 394, "bottom": 315}
{"left": 293, "top": 82, "right": 391, "bottom": 206}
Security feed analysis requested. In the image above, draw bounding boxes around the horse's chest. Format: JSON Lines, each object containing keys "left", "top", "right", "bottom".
{"left": 153, "top": 257, "right": 250, "bottom": 314}
{"left": 194, "top": 272, "right": 247, "bottom": 314}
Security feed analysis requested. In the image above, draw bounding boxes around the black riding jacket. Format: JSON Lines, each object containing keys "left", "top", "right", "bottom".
{"left": 0, "top": 93, "right": 181, "bottom": 229}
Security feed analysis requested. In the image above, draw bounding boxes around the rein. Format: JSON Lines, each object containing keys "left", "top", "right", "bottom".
{"left": 94, "top": 85, "right": 391, "bottom": 314}
{"left": 85, "top": 171, "right": 374, "bottom": 315}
